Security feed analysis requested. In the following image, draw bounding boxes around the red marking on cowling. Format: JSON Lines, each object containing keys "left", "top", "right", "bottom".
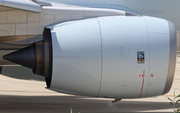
{"left": 139, "top": 70, "right": 145, "bottom": 98}
{"left": 151, "top": 74, "right": 154, "bottom": 77}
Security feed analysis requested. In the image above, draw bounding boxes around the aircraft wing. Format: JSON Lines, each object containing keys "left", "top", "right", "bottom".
{"left": 0, "top": 0, "right": 52, "bottom": 12}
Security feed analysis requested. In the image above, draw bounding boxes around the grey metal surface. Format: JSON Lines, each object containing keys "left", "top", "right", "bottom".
{"left": 3, "top": 44, "right": 37, "bottom": 70}
{"left": 126, "top": 12, "right": 140, "bottom": 16}
{"left": 32, "top": 0, "right": 52, "bottom": 6}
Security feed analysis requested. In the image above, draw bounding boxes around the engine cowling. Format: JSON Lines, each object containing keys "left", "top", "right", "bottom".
{"left": 3, "top": 16, "right": 176, "bottom": 99}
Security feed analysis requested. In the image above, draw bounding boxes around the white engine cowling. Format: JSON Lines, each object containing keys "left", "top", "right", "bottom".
{"left": 48, "top": 16, "right": 176, "bottom": 98}
{"left": 3, "top": 16, "right": 176, "bottom": 99}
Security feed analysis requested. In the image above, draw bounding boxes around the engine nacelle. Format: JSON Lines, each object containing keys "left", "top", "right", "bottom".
{"left": 4, "top": 16, "right": 176, "bottom": 99}
{"left": 49, "top": 16, "right": 176, "bottom": 98}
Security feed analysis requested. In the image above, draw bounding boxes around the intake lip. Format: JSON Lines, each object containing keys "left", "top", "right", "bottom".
{"left": 162, "top": 21, "right": 177, "bottom": 95}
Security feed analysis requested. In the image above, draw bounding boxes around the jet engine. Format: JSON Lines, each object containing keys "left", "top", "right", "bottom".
{"left": 3, "top": 16, "right": 176, "bottom": 99}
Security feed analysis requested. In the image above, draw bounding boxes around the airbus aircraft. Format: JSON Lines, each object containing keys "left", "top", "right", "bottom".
{"left": 0, "top": 0, "right": 177, "bottom": 100}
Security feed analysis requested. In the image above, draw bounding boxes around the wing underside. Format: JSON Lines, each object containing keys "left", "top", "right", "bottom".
{"left": 0, "top": 0, "right": 52, "bottom": 12}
